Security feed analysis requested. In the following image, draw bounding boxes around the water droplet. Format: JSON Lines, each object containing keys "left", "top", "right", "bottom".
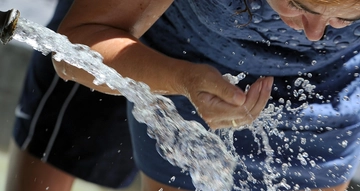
{"left": 333, "top": 35, "right": 342, "bottom": 43}
{"left": 293, "top": 184, "right": 300, "bottom": 190}
{"left": 268, "top": 34, "right": 280, "bottom": 40}
{"left": 299, "top": 94, "right": 307, "bottom": 101}
{"left": 347, "top": 131, "right": 353, "bottom": 136}
{"left": 282, "top": 163, "right": 289, "bottom": 172}
{"left": 265, "top": 40, "right": 271, "bottom": 46}
{"left": 340, "top": 140, "right": 348, "bottom": 148}
{"left": 294, "top": 78, "right": 304, "bottom": 87}
{"left": 311, "top": 60, "right": 317, "bottom": 65}
{"left": 237, "top": 73, "right": 247, "bottom": 81}
{"left": 313, "top": 43, "right": 324, "bottom": 49}
{"left": 309, "top": 160, "right": 316, "bottom": 167}
{"left": 170, "top": 176, "right": 176, "bottom": 182}
{"left": 336, "top": 42, "right": 349, "bottom": 49}
{"left": 293, "top": 90, "right": 299, "bottom": 97}
{"left": 354, "top": 26, "right": 360, "bottom": 36}
{"left": 252, "top": 15, "right": 263, "bottom": 23}
{"left": 250, "top": 1, "right": 261, "bottom": 10}
{"left": 271, "top": 14, "right": 280, "bottom": 20}
{"left": 328, "top": 148, "right": 333, "bottom": 153}
{"left": 316, "top": 94, "right": 324, "bottom": 100}
{"left": 287, "top": 39, "right": 299, "bottom": 46}
{"left": 245, "top": 84, "right": 251, "bottom": 93}
{"left": 301, "top": 138, "right": 306, "bottom": 145}
{"left": 257, "top": 27, "right": 269, "bottom": 32}
{"left": 278, "top": 28, "right": 287, "bottom": 33}
{"left": 302, "top": 152, "right": 308, "bottom": 158}
{"left": 278, "top": 98, "right": 285, "bottom": 104}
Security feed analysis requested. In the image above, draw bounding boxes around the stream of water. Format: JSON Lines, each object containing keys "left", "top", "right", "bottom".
{"left": 11, "top": 16, "right": 318, "bottom": 191}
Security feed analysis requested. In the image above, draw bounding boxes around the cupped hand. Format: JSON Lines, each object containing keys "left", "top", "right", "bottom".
{"left": 176, "top": 63, "right": 273, "bottom": 130}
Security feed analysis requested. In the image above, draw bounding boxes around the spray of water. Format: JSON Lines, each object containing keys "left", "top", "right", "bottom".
{"left": 13, "top": 16, "right": 237, "bottom": 190}
{"left": 11, "top": 16, "right": 324, "bottom": 190}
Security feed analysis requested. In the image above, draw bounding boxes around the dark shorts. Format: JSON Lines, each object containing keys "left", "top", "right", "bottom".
{"left": 13, "top": 0, "right": 137, "bottom": 187}
{"left": 13, "top": 50, "right": 137, "bottom": 188}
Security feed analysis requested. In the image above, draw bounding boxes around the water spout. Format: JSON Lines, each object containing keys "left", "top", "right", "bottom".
{"left": 0, "top": 9, "right": 20, "bottom": 45}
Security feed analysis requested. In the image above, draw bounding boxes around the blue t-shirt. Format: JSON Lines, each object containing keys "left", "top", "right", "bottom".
{"left": 142, "top": 0, "right": 360, "bottom": 76}
{"left": 131, "top": 0, "right": 360, "bottom": 190}
{"left": 140, "top": 0, "right": 360, "bottom": 130}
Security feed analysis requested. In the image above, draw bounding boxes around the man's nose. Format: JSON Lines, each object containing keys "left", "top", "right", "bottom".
{"left": 302, "top": 14, "right": 327, "bottom": 41}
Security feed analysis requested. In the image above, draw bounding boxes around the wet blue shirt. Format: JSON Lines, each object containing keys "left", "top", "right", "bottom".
{"left": 142, "top": 0, "right": 360, "bottom": 76}
{"left": 132, "top": 0, "right": 360, "bottom": 190}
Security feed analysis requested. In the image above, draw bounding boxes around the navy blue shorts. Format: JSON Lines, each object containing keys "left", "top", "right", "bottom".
{"left": 13, "top": 0, "right": 137, "bottom": 188}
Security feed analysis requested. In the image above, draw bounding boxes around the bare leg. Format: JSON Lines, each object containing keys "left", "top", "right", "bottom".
{"left": 5, "top": 139, "right": 75, "bottom": 191}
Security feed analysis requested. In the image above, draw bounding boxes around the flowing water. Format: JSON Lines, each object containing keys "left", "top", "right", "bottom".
{"left": 12, "top": 16, "right": 325, "bottom": 191}
{"left": 13, "top": 16, "right": 236, "bottom": 191}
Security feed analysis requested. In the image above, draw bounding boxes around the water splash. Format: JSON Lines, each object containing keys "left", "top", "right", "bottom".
{"left": 13, "top": 17, "right": 236, "bottom": 190}
{"left": 11, "top": 16, "right": 324, "bottom": 191}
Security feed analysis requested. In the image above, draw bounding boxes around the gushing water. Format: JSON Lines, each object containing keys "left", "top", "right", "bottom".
{"left": 13, "top": 16, "right": 236, "bottom": 191}
{"left": 11, "top": 16, "right": 323, "bottom": 191}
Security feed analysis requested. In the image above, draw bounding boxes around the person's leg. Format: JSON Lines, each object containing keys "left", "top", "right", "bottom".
{"left": 5, "top": 139, "right": 75, "bottom": 191}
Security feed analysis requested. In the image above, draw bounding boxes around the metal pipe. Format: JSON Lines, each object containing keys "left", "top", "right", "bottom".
{"left": 0, "top": 9, "right": 20, "bottom": 45}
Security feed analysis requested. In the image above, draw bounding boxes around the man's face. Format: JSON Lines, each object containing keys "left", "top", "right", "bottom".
{"left": 266, "top": 0, "right": 360, "bottom": 41}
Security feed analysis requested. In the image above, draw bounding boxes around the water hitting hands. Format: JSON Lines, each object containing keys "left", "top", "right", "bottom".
{"left": 179, "top": 63, "right": 273, "bottom": 129}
